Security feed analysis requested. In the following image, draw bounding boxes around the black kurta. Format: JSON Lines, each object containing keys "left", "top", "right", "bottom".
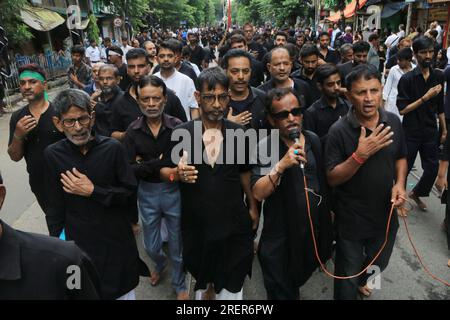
{"left": 0, "top": 220, "right": 100, "bottom": 299}
{"left": 44, "top": 135, "right": 141, "bottom": 299}
{"left": 251, "top": 130, "right": 333, "bottom": 294}
{"left": 172, "top": 119, "right": 254, "bottom": 293}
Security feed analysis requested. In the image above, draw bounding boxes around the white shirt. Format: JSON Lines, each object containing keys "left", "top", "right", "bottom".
{"left": 120, "top": 45, "right": 133, "bottom": 63}
{"left": 384, "top": 33, "right": 400, "bottom": 48}
{"left": 154, "top": 70, "right": 198, "bottom": 121}
{"left": 86, "top": 46, "right": 101, "bottom": 62}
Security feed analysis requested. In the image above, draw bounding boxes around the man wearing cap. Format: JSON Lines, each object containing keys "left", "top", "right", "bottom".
{"left": 108, "top": 45, "right": 131, "bottom": 91}
{"left": 7, "top": 64, "right": 65, "bottom": 224}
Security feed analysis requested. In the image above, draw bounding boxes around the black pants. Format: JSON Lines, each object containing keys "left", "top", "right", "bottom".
{"left": 333, "top": 226, "right": 398, "bottom": 300}
{"left": 406, "top": 137, "right": 439, "bottom": 197}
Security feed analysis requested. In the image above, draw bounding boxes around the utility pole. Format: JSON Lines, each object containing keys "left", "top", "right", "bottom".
{"left": 406, "top": 2, "right": 413, "bottom": 36}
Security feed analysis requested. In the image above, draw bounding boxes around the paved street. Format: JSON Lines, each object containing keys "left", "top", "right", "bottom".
{"left": 1, "top": 85, "right": 449, "bottom": 300}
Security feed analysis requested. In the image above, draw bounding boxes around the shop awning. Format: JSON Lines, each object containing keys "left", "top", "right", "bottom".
{"left": 381, "top": 2, "right": 409, "bottom": 19}
{"left": 20, "top": 5, "right": 65, "bottom": 32}
{"left": 327, "top": 0, "right": 368, "bottom": 22}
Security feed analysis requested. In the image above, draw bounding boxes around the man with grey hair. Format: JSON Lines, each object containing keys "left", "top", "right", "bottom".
{"left": 340, "top": 43, "right": 354, "bottom": 65}
{"left": 44, "top": 89, "right": 145, "bottom": 300}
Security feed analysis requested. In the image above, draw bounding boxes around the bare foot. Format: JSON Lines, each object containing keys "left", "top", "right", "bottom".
{"left": 131, "top": 223, "right": 141, "bottom": 236}
{"left": 409, "top": 191, "right": 427, "bottom": 211}
{"left": 202, "top": 284, "right": 216, "bottom": 300}
{"left": 177, "top": 291, "right": 190, "bottom": 300}
{"left": 358, "top": 285, "right": 373, "bottom": 297}
{"left": 397, "top": 207, "right": 409, "bottom": 218}
{"left": 447, "top": 259, "right": 450, "bottom": 268}
{"left": 150, "top": 271, "right": 161, "bottom": 286}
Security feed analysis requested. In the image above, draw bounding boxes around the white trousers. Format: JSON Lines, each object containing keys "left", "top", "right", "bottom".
{"left": 116, "top": 289, "right": 136, "bottom": 300}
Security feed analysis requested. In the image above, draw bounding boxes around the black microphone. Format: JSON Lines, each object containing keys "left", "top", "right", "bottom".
{"left": 288, "top": 128, "right": 304, "bottom": 169}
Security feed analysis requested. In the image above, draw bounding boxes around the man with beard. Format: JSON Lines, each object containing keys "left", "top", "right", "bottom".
{"left": 8, "top": 64, "right": 65, "bottom": 222}
{"left": 152, "top": 39, "right": 198, "bottom": 83}
{"left": 110, "top": 49, "right": 186, "bottom": 142}
{"left": 222, "top": 49, "right": 267, "bottom": 130}
{"left": 397, "top": 36, "right": 446, "bottom": 211}
{"left": 122, "top": 76, "right": 188, "bottom": 300}
{"left": 318, "top": 32, "right": 339, "bottom": 65}
{"left": 92, "top": 64, "right": 123, "bottom": 136}
{"left": 172, "top": 67, "right": 258, "bottom": 299}
{"left": 143, "top": 41, "right": 158, "bottom": 72}
{"left": 304, "top": 63, "right": 350, "bottom": 144}
{"left": 186, "top": 33, "right": 205, "bottom": 70}
{"left": 243, "top": 22, "right": 267, "bottom": 62}
{"left": 107, "top": 46, "right": 131, "bottom": 91}
{"left": 44, "top": 89, "right": 144, "bottom": 300}
{"left": 251, "top": 88, "right": 333, "bottom": 299}
{"left": 258, "top": 47, "right": 312, "bottom": 109}
{"left": 228, "top": 34, "right": 264, "bottom": 87}
{"left": 338, "top": 41, "right": 371, "bottom": 88}
{"left": 291, "top": 44, "right": 322, "bottom": 104}
{"left": 154, "top": 40, "right": 199, "bottom": 121}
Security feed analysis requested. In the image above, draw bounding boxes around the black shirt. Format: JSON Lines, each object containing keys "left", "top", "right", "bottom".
{"left": 187, "top": 45, "right": 205, "bottom": 69}
{"left": 117, "top": 63, "right": 131, "bottom": 91}
{"left": 248, "top": 41, "right": 267, "bottom": 61}
{"left": 325, "top": 107, "right": 407, "bottom": 240}
{"left": 319, "top": 48, "right": 340, "bottom": 65}
{"left": 227, "top": 87, "right": 268, "bottom": 131}
{"left": 385, "top": 54, "right": 397, "bottom": 71}
{"left": 258, "top": 78, "right": 313, "bottom": 109}
{"left": 122, "top": 114, "right": 182, "bottom": 183}
{"left": 304, "top": 96, "right": 350, "bottom": 143}
{"left": 397, "top": 66, "right": 445, "bottom": 140}
{"left": 337, "top": 61, "right": 355, "bottom": 87}
{"left": 171, "top": 119, "right": 254, "bottom": 292}
{"left": 8, "top": 103, "right": 65, "bottom": 192}
{"left": 94, "top": 87, "right": 123, "bottom": 137}
{"left": 110, "top": 88, "right": 186, "bottom": 133}
{"left": 250, "top": 57, "right": 265, "bottom": 87}
{"left": 291, "top": 68, "right": 321, "bottom": 104}
{"left": 44, "top": 135, "right": 141, "bottom": 299}
{"left": 0, "top": 220, "right": 100, "bottom": 299}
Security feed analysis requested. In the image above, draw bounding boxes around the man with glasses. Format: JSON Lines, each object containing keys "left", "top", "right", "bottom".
{"left": 44, "top": 89, "right": 144, "bottom": 300}
{"left": 0, "top": 172, "right": 101, "bottom": 299}
{"left": 171, "top": 67, "right": 258, "bottom": 300}
{"left": 8, "top": 64, "right": 64, "bottom": 224}
{"left": 251, "top": 87, "right": 333, "bottom": 299}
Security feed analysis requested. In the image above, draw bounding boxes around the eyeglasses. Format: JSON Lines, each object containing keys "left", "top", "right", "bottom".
{"left": 201, "top": 93, "right": 229, "bottom": 105}
{"left": 0, "top": 185, "right": 5, "bottom": 211}
{"left": 270, "top": 107, "right": 303, "bottom": 120}
{"left": 61, "top": 115, "right": 92, "bottom": 128}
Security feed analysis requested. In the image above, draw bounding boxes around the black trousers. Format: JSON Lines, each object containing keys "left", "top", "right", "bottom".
{"left": 333, "top": 226, "right": 398, "bottom": 300}
{"left": 406, "top": 136, "right": 439, "bottom": 197}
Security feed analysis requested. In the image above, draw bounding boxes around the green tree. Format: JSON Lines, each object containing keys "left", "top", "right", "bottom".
{"left": 0, "top": 0, "right": 33, "bottom": 46}
{"left": 86, "top": 13, "right": 101, "bottom": 43}
{"left": 96, "top": 0, "right": 149, "bottom": 30}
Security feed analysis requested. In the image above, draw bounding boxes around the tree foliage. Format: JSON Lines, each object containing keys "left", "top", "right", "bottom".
{"left": 87, "top": 13, "right": 101, "bottom": 44}
{"left": 0, "top": 0, "right": 33, "bottom": 46}
{"left": 235, "top": 0, "right": 312, "bottom": 27}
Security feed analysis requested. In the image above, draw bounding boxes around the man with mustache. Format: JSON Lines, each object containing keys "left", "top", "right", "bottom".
{"left": 251, "top": 87, "right": 333, "bottom": 299}
{"left": 91, "top": 64, "right": 123, "bottom": 137}
{"left": 397, "top": 36, "right": 447, "bottom": 211}
{"left": 154, "top": 40, "right": 199, "bottom": 121}
{"left": 122, "top": 76, "right": 188, "bottom": 300}
{"left": 44, "top": 89, "right": 144, "bottom": 300}
{"left": 221, "top": 49, "right": 267, "bottom": 130}
{"left": 7, "top": 64, "right": 65, "bottom": 223}
{"left": 172, "top": 67, "right": 258, "bottom": 299}
{"left": 110, "top": 48, "right": 186, "bottom": 142}
{"left": 292, "top": 44, "right": 322, "bottom": 104}
{"left": 258, "top": 46, "right": 312, "bottom": 109}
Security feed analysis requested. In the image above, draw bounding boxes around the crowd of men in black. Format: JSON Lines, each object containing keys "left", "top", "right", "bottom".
{"left": 1, "top": 22, "right": 450, "bottom": 301}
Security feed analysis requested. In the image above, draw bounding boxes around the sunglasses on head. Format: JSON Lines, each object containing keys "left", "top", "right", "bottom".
{"left": 270, "top": 107, "right": 303, "bottom": 120}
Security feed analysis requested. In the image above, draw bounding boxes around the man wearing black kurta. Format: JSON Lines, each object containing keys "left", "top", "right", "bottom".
{"left": 251, "top": 88, "right": 333, "bottom": 300}
{"left": 172, "top": 67, "right": 258, "bottom": 299}
{"left": 44, "top": 89, "right": 142, "bottom": 300}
